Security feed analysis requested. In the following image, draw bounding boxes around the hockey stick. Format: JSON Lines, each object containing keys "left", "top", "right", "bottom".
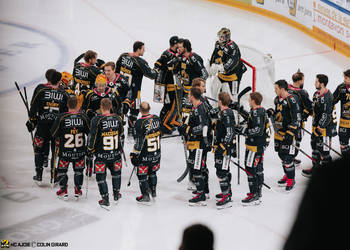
{"left": 15, "top": 82, "right": 34, "bottom": 143}
{"left": 162, "top": 134, "right": 181, "bottom": 139}
{"left": 127, "top": 118, "right": 153, "bottom": 187}
{"left": 301, "top": 127, "right": 342, "bottom": 157}
{"left": 229, "top": 159, "right": 271, "bottom": 189}
{"left": 176, "top": 135, "right": 189, "bottom": 183}
{"left": 204, "top": 86, "right": 252, "bottom": 104}
{"left": 269, "top": 116, "right": 317, "bottom": 163}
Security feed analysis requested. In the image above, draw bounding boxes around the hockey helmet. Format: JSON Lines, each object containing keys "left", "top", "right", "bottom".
{"left": 95, "top": 74, "right": 107, "bottom": 85}
{"left": 217, "top": 27, "right": 231, "bottom": 44}
{"left": 61, "top": 71, "right": 73, "bottom": 85}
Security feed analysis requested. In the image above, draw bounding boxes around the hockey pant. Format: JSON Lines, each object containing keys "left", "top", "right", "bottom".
{"left": 187, "top": 149, "right": 209, "bottom": 194}
{"left": 33, "top": 123, "right": 55, "bottom": 178}
{"left": 244, "top": 149, "right": 264, "bottom": 195}
{"left": 311, "top": 134, "right": 332, "bottom": 167}
{"left": 95, "top": 159, "right": 122, "bottom": 197}
{"left": 275, "top": 138, "right": 297, "bottom": 180}
{"left": 56, "top": 158, "right": 85, "bottom": 190}
{"left": 214, "top": 151, "right": 232, "bottom": 195}
{"left": 338, "top": 126, "right": 350, "bottom": 156}
{"left": 136, "top": 162, "right": 160, "bottom": 195}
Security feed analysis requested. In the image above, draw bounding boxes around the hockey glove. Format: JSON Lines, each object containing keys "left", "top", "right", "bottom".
{"left": 229, "top": 101, "right": 239, "bottom": 110}
{"left": 314, "top": 127, "right": 323, "bottom": 137}
{"left": 235, "top": 125, "right": 247, "bottom": 136}
{"left": 26, "top": 119, "right": 37, "bottom": 132}
{"left": 266, "top": 108, "right": 275, "bottom": 118}
{"left": 178, "top": 124, "right": 189, "bottom": 136}
{"left": 283, "top": 132, "right": 294, "bottom": 145}
{"left": 96, "top": 59, "right": 105, "bottom": 69}
{"left": 122, "top": 103, "right": 129, "bottom": 115}
{"left": 203, "top": 136, "right": 212, "bottom": 152}
{"left": 216, "top": 143, "right": 227, "bottom": 155}
{"left": 130, "top": 152, "right": 140, "bottom": 166}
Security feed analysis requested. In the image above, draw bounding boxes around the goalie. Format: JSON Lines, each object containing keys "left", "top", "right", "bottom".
{"left": 208, "top": 28, "right": 247, "bottom": 103}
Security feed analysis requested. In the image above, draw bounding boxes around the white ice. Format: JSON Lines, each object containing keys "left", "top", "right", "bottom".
{"left": 0, "top": 0, "right": 348, "bottom": 249}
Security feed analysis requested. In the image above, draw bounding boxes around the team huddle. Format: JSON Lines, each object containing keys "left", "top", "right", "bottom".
{"left": 24, "top": 27, "right": 350, "bottom": 209}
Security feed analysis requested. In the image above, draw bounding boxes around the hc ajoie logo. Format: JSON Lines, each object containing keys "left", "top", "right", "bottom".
{"left": 1, "top": 239, "right": 10, "bottom": 249}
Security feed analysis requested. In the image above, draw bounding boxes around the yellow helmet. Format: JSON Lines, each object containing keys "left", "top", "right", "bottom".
{"left": 61, "top": 71, "right": 73, "bottom": 85}
{"left": 217, "top": 27, "right": 231, "bottom": 44}
{"left": 95, "top": 74, "right": 107, "bottom": 85}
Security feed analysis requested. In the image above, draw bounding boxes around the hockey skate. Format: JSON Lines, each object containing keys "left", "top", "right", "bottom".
{"left": 285, "top": 178, "right": 295, "bottom": 192}
{"left": 56, "top": 188, "right": 68, "bottom": 200}
{"left": 136, "top": 193, "right": 151, "bottom": 205}
{"left": 241, "top": 193, "right": 261, "bottom": 206}
{"left": 192, "top": 190, "right": 210, "bottom": 199}
{"left": 216, "top": 194, "right": 232, "bottom": 210}
{"left": 301, "top": 168, "right": 312, "bottom": 178}
{"left": 99, "top": 194, "right": 110, "bottom": 210}
{"left": 113, "top": 190, "right": 122, "bottom": 204}
{"left": 277, "top": 174, "right": 287, "bottom": 187}
{"left": 33, "top": 175, "right": 43, "bottom": 186}
{"left": 189, "top": 192, "right": 207, "bottom": 206}
{"left": 74, "top": 186, "right": 82, "bottom": 200}
{"left": 215, "top": 189, "right": 232, "bottom": 201}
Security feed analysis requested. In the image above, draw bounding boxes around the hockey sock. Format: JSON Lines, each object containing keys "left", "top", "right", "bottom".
{"left": 96, "top": 173, "right": 108, "bottom": 196}
{"left": 74, "top": 170, "right": 84, "bottom": 190}
{"left": 111, "top": 171, "right": 121, "bottom": 192}
{"left": 139, "top": 176, "right": 149, "bottom": 195}
{"left": 149, "top": 173, "right": 157, "bottom": 191}
{"left": 57, "top": 170, "right": 68, "bottom": 188}
{"left": 193, "top": 173, "right": 205, "bottom": 193}
{"left": 283, "top": 162, "right": 295, "bottom": 179}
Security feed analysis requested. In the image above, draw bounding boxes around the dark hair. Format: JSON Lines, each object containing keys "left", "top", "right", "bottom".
{"left": 292, "top": 72, "right": 304, "bottom": 83}
{"left": 104, "top": 61, "right": 116, "bottom": 70}
{"left": 190, "top": 87, "right": 202, "bottom": 100}
{"left": 133, "top": 41, "right": 144, "bottom": 52}
{"left": 67, "top": 96, "right": 78, "bottom": 109}
{"left": 316, "top": 74, "right": 328, "bottom": 86}
{"left": 250, "top": 92, "right": 263, "bottom": 105}
{"left": 140, "top": 102, "right": 150, "bottom": 113}
{"left": 51, "top": 71, "right": 62, "bottom": 85}
{"left": 192, "top": 78, "right": 205, "bottom": 88}
{"left": 343, "top": 69, "right": 350, "bottom": 78}
{"left": 45, "top": 69, "right": 56, "bottom": 82}
{"left": 169, "top": 36, "right": 179, "bottom": 46}
{"left": 219, "top": 92, "right": 231, "bottom": 106}
{"left": 182, "top": 39, "right": 192, "bottom": 52}
{"left": 100, "top": 98, "right": 112, "bottom": 111}
{"left": 84, "top": 50, "right": 97, "bottom": 62}
{"left": 180, "top": 224, "right": 214, "bottom": 250}
{"left": 275, "top": 79, "right": 288, "bottom": 90}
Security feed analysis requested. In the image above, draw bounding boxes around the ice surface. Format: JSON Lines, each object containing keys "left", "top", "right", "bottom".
{"left": 0, "top": 0, "right": 348, "bottom": 249}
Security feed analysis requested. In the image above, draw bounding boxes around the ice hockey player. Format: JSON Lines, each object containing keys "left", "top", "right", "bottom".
{"left": 72, "top": 50, "right": 103, "bottom": 95}
{"left": 333, "top": 69, "right": 350, "bottom": 156}
{"left": 234, "top": 92, "right": 270, "bottom": 204}
{"left": 287, "top": 71, "right": 312, "bottom": 167}
{"left": 115, "top": 41, "right": 158, "bottom": 137}
{"left": 104, "top": 61, "right": 130, "bottom": 99}
{"left": 212, "top": 92, "right": 237, "bottom": 209}
{"left": 51, "top": 96, "right": 90, "bottom": 200}
{"left": 267, "top": 80, "right": 301, "bottom": 191}
{"left": 87, "top": 98, "right": 124, "bottom": 207}
{"left": 60, "top": 71, "right": 76, "bottom": 97}
{"left": 130, "top": 102, "right": 161, "bottom": 204}
{"left": 178, "top": 87, "right": 211, "bottom": 206}
{"left": 154, "top": 36, "right": 180, "bottom": 134}
{"left": 208, "top": 27, "right": 247, "bottom": 102}
{"left": 27, "top": 70, "right": 69, "bottom": 183}
{"left": 174, "top": 39, "right": 208, "bottom": 95}
{"left": 82, "top": 74, "right": 129, "bottom": 119}
{"left": 302, "top": 74, "right": 337, "bottom": 177}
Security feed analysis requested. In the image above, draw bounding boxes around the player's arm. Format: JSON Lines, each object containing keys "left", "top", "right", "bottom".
{"left": 318, "top": 94, "right": 333, "bottom": 128}
{"left": 87, "top": 117, "right": 100, "bottom": 152}
{"left": 192, "top": 56, "right": 209, "bottom": 80}
{"left": 287, "top": 95, "right": 301, "bottom": 136}
{"left": 137, "top": 57, "right": 158, "bottom": 80}
{"left": 222, "top": 111, "right": 236, "bottom": 144}
{"left": 246, "top": 110, "right": 265, "bottom": 137}
{"left": 133, "top": 120, "right": 144, "bottom": 153}
{"left": 223, "top": 43, "right": 241, "bottom": 72}
{"left": 74, "top": 53, "right": 85, "bottom": 65}
{"left": 332, "top": 84, "right": 342, "bottom": 105}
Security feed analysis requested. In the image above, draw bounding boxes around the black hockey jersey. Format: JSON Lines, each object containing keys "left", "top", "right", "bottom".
{"left": 115, "top": 53, "right": 157, "bottom": 101}
{"left": 333, "top": 83, "right": 350, "bottom": 128}
{"left": 87, "top": 113, "right": 124, "bottom": 161}
{"left": 175, "top": 52, "right": 208, "bottom": 93}
{"left": 215, "top": 107, "right": 236, "bottom": 147}
{"left": 73, "top": 61, "right": 101, "bottom": 91}
{"left": 106, "top": 73, "right": 130, "bottom": 99}
{"left": 239, "top": 106, "right": 271, "bottom": 152}
{"left": 209, "top": 40, "right": 246, "bottom": 82}
{"left": 312, "top": 89, "right": 336, "bottom": 136}
{"left": 273, "top": 94, "right": 301, "bottom": 141}
{"left": 288, "top": 84, "right": 312, "bottom": 121}
{"left": 29, "top": 84, "right": 69, "bottom": 125}
{"left": 51, "top": 111, "right": 90, "bottom": 160}
{"left": 154, "top": 48, "right": 177, "bottom": 89}
{"left": 133, "top": 114, "right": 161, "bottom": 164}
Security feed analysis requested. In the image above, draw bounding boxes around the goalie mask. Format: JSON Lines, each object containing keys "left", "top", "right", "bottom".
{"left": 217, "top": 27, "right": 231, "bottom": 45}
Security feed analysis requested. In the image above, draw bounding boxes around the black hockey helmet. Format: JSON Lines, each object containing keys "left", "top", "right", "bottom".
{"left": 169, "top": 36, "right": 179, "bottom": 46}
